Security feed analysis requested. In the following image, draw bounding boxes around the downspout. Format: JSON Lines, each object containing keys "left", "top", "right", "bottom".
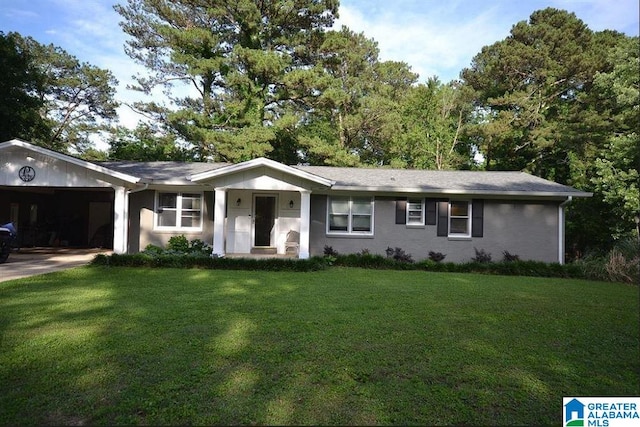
{"left": 558, "top": 196, "right": 573, "bottom": 265}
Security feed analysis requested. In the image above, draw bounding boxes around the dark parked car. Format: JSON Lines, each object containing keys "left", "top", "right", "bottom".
{"left": 0, "top": 222, "right": 17, "bottom": 263}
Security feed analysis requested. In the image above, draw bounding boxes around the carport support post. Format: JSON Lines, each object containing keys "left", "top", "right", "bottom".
{"left": 113, "top": 186, "right": 128, "bottom": 254}
{"left": 213, "top": 188, "right": 226, "bottom": 257}
{"left": 299, "top": 190, "right": 310, "bottom": 259}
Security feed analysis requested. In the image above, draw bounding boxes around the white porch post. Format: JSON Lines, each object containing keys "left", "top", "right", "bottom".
{"left": 213, "top": 188, "right": 226, "bottom": 256}
{"left": 299, "top": 190, "right": 311, "bottom": 259}
{"left": 113, "top": 186, "right": 128, "bottom": 254}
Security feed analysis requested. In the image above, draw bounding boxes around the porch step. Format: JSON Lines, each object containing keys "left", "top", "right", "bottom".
{"left": 250, "top": 247, "right": 277, "bottom": 255}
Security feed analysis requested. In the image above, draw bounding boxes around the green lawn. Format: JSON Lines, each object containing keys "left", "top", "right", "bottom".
{"left": 0, "top": 267, "right": 638, "bottom": 426}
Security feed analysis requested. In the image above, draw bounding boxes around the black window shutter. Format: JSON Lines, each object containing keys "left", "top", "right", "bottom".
{"left": 395, "top": 199, "right": 407, "bottom": 224}
{"left": 425, "top": 199, "right": 437, "bottom": 225}
{"left": 437, "top": 201, "right": 449, "bottom": 236}
{"left": 472, "top": 199, "right": 484, "bottom": 237}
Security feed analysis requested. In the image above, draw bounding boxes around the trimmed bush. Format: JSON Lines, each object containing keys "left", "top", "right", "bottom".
{"left": 91, "top": 253, "right": 328, "bottom": 272}
{"left": 167, "top": 235, "right": 190, "bottom": 253}
{"left": 90, "top": 245, "right": 636, "bottom": 283}
{"left": 334, "top": 253, "right": 406, "bottom": 269}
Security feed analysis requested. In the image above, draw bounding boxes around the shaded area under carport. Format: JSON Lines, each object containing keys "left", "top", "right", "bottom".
{"left": 0, "top": 187, "right": 114, "bottom": 249}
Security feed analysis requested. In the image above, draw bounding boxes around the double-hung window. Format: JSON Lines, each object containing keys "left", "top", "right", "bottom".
{"left": 449, "top": 200, "right": 471, "bottom": 237}
{"left": 156, "top": 192, "right": 203, "bottom": 230}
{"left": 328, "top": 196, "right": 374, "bottom": 235}
{"left": 407, "top": 198, "right": 424, "bottom": 225}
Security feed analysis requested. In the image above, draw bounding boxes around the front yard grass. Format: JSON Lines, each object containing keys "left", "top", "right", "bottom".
{"left": 0, "top": 267, "right": 638, "bottom": 425}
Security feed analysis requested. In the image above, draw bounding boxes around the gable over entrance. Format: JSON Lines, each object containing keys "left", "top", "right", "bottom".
{"left": 189, "top": 157, "right": 333, "bottom": 259}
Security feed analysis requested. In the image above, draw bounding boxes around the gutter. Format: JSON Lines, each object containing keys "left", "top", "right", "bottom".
{"left": 558, "top": 196, "right": 573, "bottom": 264}
{"left": 328, "top": 185, "right": 593, "bottom": 198}
{"left": 128, "top": 183, "right": 149, "bottom": 194}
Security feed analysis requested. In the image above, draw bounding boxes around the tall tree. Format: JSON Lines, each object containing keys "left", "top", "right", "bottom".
{"left": 0, "top": 32, "right": 119, "bottom": 154}
{"left": 299, "top": 27, "right": 417, "bottom": 166}
{"left": 568, "top": 35, "right": 639, "bottom": 247}
{"left": 33, "top": 44, "right": 119, "bottom": 153}
{"left": 0, "top": 32, "right": 50, "bottom": 143}
{"left": 388, "top": 78, "right": 473, "bottom": 170}
{"left": 115, "top": 0, "right": 338, "bottom": 163}
{"left": 591, "top": 36, "right": 639, "bottom": 233}
{"left": 462, "top": 8, "right": 598, "bottom": 179}
{"left": 462, "top": 8, "right": 638, "bottom": 251}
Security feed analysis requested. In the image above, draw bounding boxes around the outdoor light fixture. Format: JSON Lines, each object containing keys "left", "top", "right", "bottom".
{"left": 236, "top": 198, "right": 241, "bottom": 206}
{"left": 289, "top": 200, "right": 294, "bottom": 208}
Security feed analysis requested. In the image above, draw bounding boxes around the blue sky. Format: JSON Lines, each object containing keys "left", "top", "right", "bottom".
{"left": 1, "top": 0, "right": 638, "bottom": 130}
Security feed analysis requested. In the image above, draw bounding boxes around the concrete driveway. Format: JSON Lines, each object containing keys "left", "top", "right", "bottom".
{"left": 0, "top": 248, "right": 111, "bottom": 283}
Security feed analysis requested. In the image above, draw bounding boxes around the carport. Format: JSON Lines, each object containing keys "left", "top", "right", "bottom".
{"left": 0, "top": 139, "right": 140, "bottom": 253}
{"left": 0, "top": 186, "right": 114, "bottom": 249}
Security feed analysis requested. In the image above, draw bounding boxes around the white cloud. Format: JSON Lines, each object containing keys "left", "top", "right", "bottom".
{"left": 549, "top": 0, "right": 640, "bottom": 33}
{"left": 335, "top": 0, "right": 638, "bottom": 83}
{"left": 334, "top": 3, "right": 514, "bottom": 82}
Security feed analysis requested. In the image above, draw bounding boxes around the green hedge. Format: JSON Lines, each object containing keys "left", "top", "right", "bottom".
{"left": 90, "top": 253, "right": 585, "bottom": 279}
{"left": 91, "top": 253, "right": 328, "bottom": 272}
{"left": 329, "top": 253, "right": 588, "bottom": 278}
{"left": 90, "top": 252, "right": 627, "bottom": 282}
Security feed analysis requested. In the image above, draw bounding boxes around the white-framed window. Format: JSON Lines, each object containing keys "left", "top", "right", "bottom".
{"left": 407, "top": 198, "right": 424, "bottom": 225}
{"left": 449, "top": 200, "right": 471, "bottom": 237}
{"left": 327, "top": 196, "right": 374, "bottom": 235}
{"left": 155, "top": 192, "right": 203, "bottom": 230}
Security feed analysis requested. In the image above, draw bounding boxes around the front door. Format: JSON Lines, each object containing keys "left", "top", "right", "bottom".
{"left": 253, "top": 195, "right": 277, "bottom": 247}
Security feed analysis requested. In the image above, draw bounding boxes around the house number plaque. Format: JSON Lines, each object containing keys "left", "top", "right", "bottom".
{"left": 18, "top": 166, "right": 36, "bottom": 182}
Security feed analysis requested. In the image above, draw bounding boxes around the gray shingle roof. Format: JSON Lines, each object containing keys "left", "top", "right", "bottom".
{"left": 294, "top": 166, "right": 587, "bottom": 195}
{"left": 98, "top": 160, "right": 589, "bottom": 197}
{"left": 98, "top": 161, "right": 227, "bottom": 184}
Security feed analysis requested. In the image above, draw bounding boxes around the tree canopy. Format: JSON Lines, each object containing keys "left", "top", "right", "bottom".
{"left": 0, "top": 32, "right": 50, "bottom": 144}
{"left": 461, "top": 8, "right": 639, "bottom": 251}
{"left": 0, "top": 32, "right": 118, "bottom": 154}
{"left": 115, "top": 0, "right": 339, "bottom": 162}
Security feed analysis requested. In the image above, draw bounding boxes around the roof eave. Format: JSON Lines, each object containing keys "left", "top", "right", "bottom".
{"left": 1, "top": 139, "right": 140, "bottom": 184}
{"left": 189, "top": 157, "right": 334, "bottom": 187}
{"left": 329, "top": 185, "right": 593, "bottom": 198}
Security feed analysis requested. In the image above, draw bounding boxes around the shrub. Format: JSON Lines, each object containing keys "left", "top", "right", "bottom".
{"left": 502, "top": 251, "right": 520, "bottom": 262}
{"left": 187, "top": 239, "right": 212, "bottom": 256}
{"left": 167, "top": 235, "right": 190, "bottom": 253}
{"left": 385, "top": 247, "right": 414, "bottom": 263}
{"left": 472, "top": 248, "right": 492, "bottom": 263}
{"left": 143, "top": 237, "right": 211, "bottom": 256}
{"left": 324, "top": 245, "right": 339, "bottom": 257}
{"left": 334, "top": 253, "right": 396, "bottom": 269}
{"left": 574, "top": 237, "right": 639, "bottom": 284}
{"left": 143, "top": 244, "right": 165, "bottom": 255}
{"left": 604, "top": 238, "right": 639, "bottom": 284}
{"left": 428, "top": 251, "right": 446, "bottom": 263}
